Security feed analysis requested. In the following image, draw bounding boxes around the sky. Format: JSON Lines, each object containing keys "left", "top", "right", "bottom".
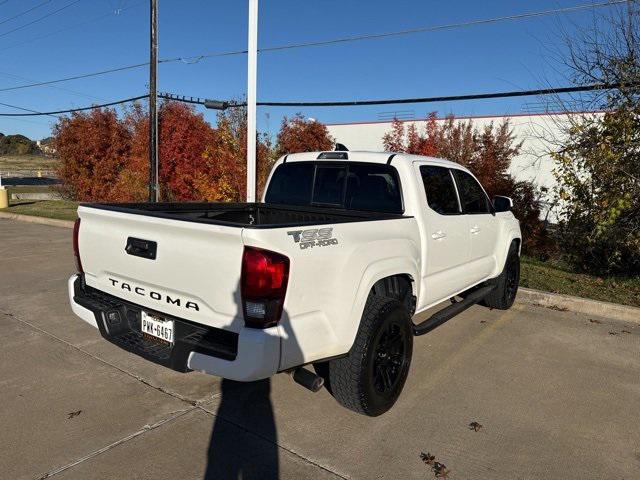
{"left": 0, "top": 0, "right": 624, "bottom": 140}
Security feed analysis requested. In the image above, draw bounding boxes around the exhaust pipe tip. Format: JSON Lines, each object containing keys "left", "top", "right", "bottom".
{"left": 291, "top": 367, "right": 324, "bottom": 393}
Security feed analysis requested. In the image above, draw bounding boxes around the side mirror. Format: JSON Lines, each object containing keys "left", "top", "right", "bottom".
{"left": 493, "top": 196, "right": 513, "bottom": 212}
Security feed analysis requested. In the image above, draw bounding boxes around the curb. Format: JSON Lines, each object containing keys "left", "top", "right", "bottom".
{"left": 516, "top": 287, "right": 640, "bottom": 324}
{"left": 1, "top": 210, "right": 638, "bottom": 324}
{"left": 0, "top": 211, "right": 74, "bottom": 229}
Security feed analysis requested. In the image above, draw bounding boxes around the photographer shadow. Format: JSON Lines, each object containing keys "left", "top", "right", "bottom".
{"left": 205, "top": 377, "right": 278, "bottom": 479}
{"left": 204, "top": 281, "right": 306, "bottom": 479}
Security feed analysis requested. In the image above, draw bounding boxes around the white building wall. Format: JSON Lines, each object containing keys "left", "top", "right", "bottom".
{"left": 326, "top": 112, "right": 599, "bottom": 192}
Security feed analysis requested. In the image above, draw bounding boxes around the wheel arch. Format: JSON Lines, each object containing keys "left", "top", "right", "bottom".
{"left": 344, "top": 257, "right": 419, "bottom": 353}
{"left": 495, "top": 231, "right": 521, "bottom": 276}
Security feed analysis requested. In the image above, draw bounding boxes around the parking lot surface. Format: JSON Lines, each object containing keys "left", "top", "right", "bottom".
{"left": 1, "top": 218, "right": 639, "bottom": 479}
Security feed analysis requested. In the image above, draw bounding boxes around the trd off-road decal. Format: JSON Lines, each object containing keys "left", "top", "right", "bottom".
{"left": 287, "top": 227, "right": 339, "bottom": 249}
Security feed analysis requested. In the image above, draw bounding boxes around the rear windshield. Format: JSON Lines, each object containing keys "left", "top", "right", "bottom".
{"left": 264, "top": 161, "right": 403, "bottom": 214}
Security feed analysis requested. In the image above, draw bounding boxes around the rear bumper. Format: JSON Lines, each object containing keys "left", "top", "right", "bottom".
{"left": 68, "top": 274, "right": 280, "bottom": 381}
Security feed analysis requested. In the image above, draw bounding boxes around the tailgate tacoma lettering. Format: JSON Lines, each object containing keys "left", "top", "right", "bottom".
{"left": 108, "top": 278, "right": 199, "bottom": 311}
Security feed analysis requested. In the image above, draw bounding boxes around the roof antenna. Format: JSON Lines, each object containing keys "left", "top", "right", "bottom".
{"left": 335, "top": 143, "right": 349, "bottom": 151}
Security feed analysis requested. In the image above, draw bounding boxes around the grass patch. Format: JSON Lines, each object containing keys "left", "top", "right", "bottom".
{"left": 0, "top": 154, "right": 59, "bottom": 171}
{"left": 5, "top": 199, "right": 78, "bottom": 221}
{"left": 521, "top": 255, "right": 640, "bottom": 307}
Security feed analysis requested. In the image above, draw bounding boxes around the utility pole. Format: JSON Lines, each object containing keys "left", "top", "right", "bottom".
{"left": 246, "top": 0, "right": 258, "bottom": 202}
{"left": 148, "top": 0, "right": 159, "bottom": 202}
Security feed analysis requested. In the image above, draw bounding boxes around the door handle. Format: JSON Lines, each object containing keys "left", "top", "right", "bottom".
{"left": 470, "top": 226, "right": 480, "bottom": 234}
{"left": 431, "top": 230, "right": 447, "bottom": 240}
{"left": 125, "top": 237, "right": 157, "bottom": 260}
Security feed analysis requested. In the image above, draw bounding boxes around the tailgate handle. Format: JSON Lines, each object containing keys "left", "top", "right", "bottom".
{"left": 125, "top": 237, "right": 157, "bottom": 260}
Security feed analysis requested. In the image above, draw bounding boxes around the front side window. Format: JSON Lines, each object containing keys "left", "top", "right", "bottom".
{"left": 420, "top": 165, "right": 460, "bottom": 215}
{"left": 452, "top": 169, "right": 491, "bottom": 214}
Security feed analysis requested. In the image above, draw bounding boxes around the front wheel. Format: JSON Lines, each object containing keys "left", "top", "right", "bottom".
{"left": 326, "top": 296, "right": 413, "bottom": 416}
{"left": 483, "top": 241, "right": 520, "bottom": 310}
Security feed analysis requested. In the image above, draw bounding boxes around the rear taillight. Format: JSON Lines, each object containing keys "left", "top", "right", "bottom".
{"left": 241, "top": 246, "right": 289, "bottom": 329}
{"left": 73, "top": 218, "right": 83, "bottom": 273}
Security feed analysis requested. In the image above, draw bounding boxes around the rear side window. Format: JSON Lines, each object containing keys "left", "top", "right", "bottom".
{"left": 452, "top": 169, "right": 491, "bottom": 214}
{"left": 420, "top": 165, "right": 460, "bottom": 215}
{"left": 265, "top": 162, "right": 403, "bottom": 214}
{"left": 344, "top": 163, "right": 402, "bottom": 213}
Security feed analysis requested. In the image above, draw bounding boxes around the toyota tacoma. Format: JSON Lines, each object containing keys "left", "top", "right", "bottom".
{"left": 68, "top": 150, "right": 521, "bottom": 416}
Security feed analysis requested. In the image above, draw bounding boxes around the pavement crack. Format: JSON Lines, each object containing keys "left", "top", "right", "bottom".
{"left": 37, "top": 406, "right": 197, "bottom": 479}
{"left": 196, "top": 405, "right": 350, "bottom": 480}
{"left": 0, "top": 308, "right": 217, "bottom": 407}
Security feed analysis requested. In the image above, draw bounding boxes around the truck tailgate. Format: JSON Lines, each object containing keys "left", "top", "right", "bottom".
{"left": 78, "top": 205, "right": 245, "bottom": 333}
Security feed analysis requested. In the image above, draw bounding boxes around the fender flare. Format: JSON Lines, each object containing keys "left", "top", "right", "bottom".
{"left": 499, "top": 231, "right": 521, "bottom": 270}
{"left": 343, "top": 256, "right": 419, "bottom": 351}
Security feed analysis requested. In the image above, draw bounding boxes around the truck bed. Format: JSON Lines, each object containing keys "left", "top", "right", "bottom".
{"left": 83, "top": 202, "right": 408, "bottom": 228}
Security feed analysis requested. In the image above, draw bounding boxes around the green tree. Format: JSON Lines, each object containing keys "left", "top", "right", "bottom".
{"left": 553, "top": 108, "right": 640, "bottom": 273}
{"left": 552, "top": 3, "right": 640, "bottom": 273}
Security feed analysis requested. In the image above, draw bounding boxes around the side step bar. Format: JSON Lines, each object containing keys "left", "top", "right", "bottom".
{"left": 412, "top": 285, "right": 496, "bottom": 336}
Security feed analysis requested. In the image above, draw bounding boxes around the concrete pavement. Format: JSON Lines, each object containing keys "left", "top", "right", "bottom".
{"left": 1, "top": 218, "right": 639, "bottom": 479}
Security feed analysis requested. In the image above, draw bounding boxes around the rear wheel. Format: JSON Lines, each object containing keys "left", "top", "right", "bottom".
{"left": 483, "top": 241, "right": 520, "bottom": 310}
{"left": 325, "top": 296, "right": 413, "bottom": 416}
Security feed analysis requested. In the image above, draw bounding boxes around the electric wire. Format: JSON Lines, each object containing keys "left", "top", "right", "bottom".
{"left": 0, "top": 94, "right": 147, "bottom": 116}
{"left": 172, "top": 0, "right": 632, "bottom": 63}
{"left": 0, "top": 0, "right": 144, "bottom": 54}
{"left": 0, "top": 1, "right": 628, "bottom": 92}
{"left": 0, "top": 0, "right": 82, "bottom": 39}
{"left": 0, "top": 0, "right": 51, "bottom": 27}
{"left": 0, "top": 82, "right": 630, "bottom": 116}
{"left": 0, "top": 100, "right": 58, "bottom": 118}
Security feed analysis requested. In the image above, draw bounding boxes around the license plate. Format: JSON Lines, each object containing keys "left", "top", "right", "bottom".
{"left": 141, "top": 311, "right": 174, "bottom": 345}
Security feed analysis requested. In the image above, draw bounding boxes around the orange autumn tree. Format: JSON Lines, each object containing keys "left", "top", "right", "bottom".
{"left": 54, "top": 108, "right": 132, "bottom": 201}
{"left": 276, "top": 114, "right": 334, "bottom": 155}
{"left": 54, "top": 100, "right": 275, "bottom": 203}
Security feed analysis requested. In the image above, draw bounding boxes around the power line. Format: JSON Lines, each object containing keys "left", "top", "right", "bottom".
{"left": 254, "top": 83, "right": 626, "bottom": 108}
{"left": 0, "top": 0, "right": 144, "bottom": 55}
{"left": 0, "top": 82, "right": 627, "bottom": 117}
{"left": 173, "top": 0, "right": 632, "bottom": 63}
{"left": 0, "top": 62, "right": 149, "bottom": 92}
{"left": 0, "top": 0, "right": 82, "bottom": 39}
{"left": 0, "top": 0, "right": 51, "bottom": 27}
{"left": 0, "top": 70, "right": 106, "bottom": 101}
{"left": 0, "top": 1, "right": 628, "bottom": 92}
{"left": 0, "top": 100, "right": 58, "bottom": 118}
{"left": 163, "top": 82, "right": 628, "bottom": 109}
{"left": 0, "top": 94, "right": 147, "bottom": 116}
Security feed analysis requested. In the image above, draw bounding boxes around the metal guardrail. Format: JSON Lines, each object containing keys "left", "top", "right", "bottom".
{"left": 0, "top": 170, "right": 58, "bottom": 178}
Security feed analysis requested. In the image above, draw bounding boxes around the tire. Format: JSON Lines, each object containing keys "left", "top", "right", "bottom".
{"left": 326, "top": 296, "right": 413, "bottom": 416}
{"left": 483, "top": 241, "right": 520, "bottom": 310}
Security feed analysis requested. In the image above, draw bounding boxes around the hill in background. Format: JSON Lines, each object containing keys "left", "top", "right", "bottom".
{"left": 0, "top": 133, "right": 41, "bottom": 156}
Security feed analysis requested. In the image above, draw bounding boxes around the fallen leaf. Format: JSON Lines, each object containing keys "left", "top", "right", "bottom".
{"left": 469, "top": 421, "right": 483, "bottom": 432}
{"left": 420, "top": 452, "right": 435, "bottom": 466}
{"left": 433, "top": 462, "right": 450, "bottom": 479}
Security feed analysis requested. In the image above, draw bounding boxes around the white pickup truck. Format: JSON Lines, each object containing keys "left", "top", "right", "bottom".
{"left": 69, "top": 150, "right": 521, "bottom": 416}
